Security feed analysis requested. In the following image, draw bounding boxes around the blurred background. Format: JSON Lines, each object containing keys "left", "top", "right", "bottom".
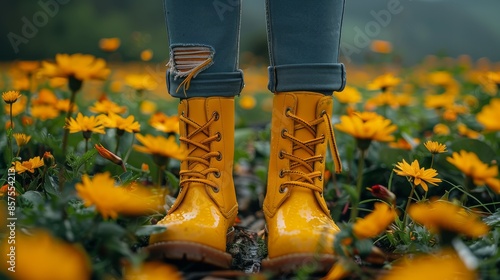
{"left": 2, "top": 0, "right": 500, "bottom": 65}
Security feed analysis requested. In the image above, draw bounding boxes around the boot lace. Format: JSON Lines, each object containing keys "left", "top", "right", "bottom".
{"left": 279, "top": 108, "right": 342, "bottom": 193}
{"left": 179, "top": 111, "right": 222, "bottom": 192}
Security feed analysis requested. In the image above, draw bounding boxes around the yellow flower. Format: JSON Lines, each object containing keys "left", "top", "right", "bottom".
{"left": 433, "top": 123, "right": 450, "bottom": 136}
{"left": 31, "top": 104, "right": 60, "bottom": 120}
{"left": 457, "top": 123, "right": 481, "bottom": 139}
{"left": 76, "top": 173, "right": 160, "bottom": 219}
{"left": 54, "top": 99, "right": 78, "bottom": 113}
{"left": 140, "top": 49, "right": 154, "bottom": 61}
{"left": 370, "top": 39, "right": 392, "bottom": 54}
{"left": 13, "top": 133, "right": 31, "bottom": 147}
{"left": 334, "top": 112, "right": 397, "bottom": 142}
{"left": 380, "top": 250, "right": 477, "bottom": 280}
{"left": 365, "top": 91, "right": 399, "bottom": 108}
{"left": 409, "top": 200, "right": 489, "bottom": 237}
{"left": 16, "top": 60, "right": 41, "bottom": 74}
{"left": 447, "top": 150, "right": 500, "bottom": 193}
{"left": 40, "top": 53, "right": 110, "bottom": 81}
{"left": 123, "top": 262, "right": 182, "bottom": 280}
{"left": 4, "top": 95, "right": 27, "bottom": 117}
{"left": 427, "top": 71, "right": 455, "bottom": 87}
{"left": 32, "top": 88, "right": 58, "bottom": 106}
{"left": 239, "top": 95, "right": 256, "bottom": 110}
{"left": 65, "top": 113, "right": 106, "bottom": 134}
{"left": 353, "top": 203, "right": 397, "bottom": 239}
{"left": 423, "top": 141, "right": 447, "bottom": 154}
{"left": 395, "top": 93, "right": 415, "bottom": 107}
{"left": 367, "top": 73, "right": 401, "bottom": 91}
{"left": 140, "top": 100, "right": 157, "bottom": 114}
{"left": 389, "top": 138, "right": 420, "bottom": 151}
{"left": 149, "top": 112, "right": 180, "bottom": 134}
{"left": 334, "top": 85, "right": 362, "bottom": 104}
{"left": 13, "top": 76, "right": 30, "bottom": 91}
{"left": 13, "top": 156, "right": 44, "bottom": 174}
{"left": 476, "top": 98, "right": 500, "bottom": 132}
{"left": 2, "top": 90, "right": 21, "bottom": 104}
{"left": 322, "top": 261, "right": 350, "bottom": 280}
{"left": 133, "top": 134, "right": 187, "bottom": 161}
{"left": 49, "top": 77, "right": 68, "bottom": 88}
{"left": 99, "top": 37, "right": 121, "bottom": 52}
{"left": 394, "top": 159, "right": 441, "bottom": 191}
{"left": 89, "top": 99, "right": 127, "bottom": 115}
{"left": 101, "top": 112, "right": 141, "bottom": 133}
{"left": 0, "top": 230, "right": 91, "bottom": 280}
{"left": 125, "top": 74, "right": 158, "bottom": 91}
{"left": 424, "top": 94, "right": 455, "bottom": 110}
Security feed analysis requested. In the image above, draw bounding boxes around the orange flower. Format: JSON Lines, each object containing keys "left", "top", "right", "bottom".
{"left": 370, "top": 40, "right": 392, "bottom": 54}
{"left": 99, "top": 37, "right": 121, "bottom": 52}
{"left": 140, "top": 49, "right": 154, "bottom": 61}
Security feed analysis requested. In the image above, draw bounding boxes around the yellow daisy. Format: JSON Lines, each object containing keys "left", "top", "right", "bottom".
{"left": 31, "top": 104, "right": 60, "bottom": 121}
{"left": 423, "top": 141, "right": 447, "bottom": 154}
{"left": 2, "top": 90, "right": 21, "bottom": 104}
{"left": 13, "top": 156, "right": 45, "bottom": 174}
{"left": 13, "top": 133, "right": 31, "bottom": 147}
{"left": 334, "top": 112, "right": 397, "bottom": 142}
{"left": 64, "top": 113, "right": 106, "bottom": 134}
{"left": 353, "top": 203, "right": 397, "bottom": 239}
{"left": 447, "top": 150, "right": 500, "bottom": 193}
{"left": 394, "top": 159, "right": 441, "bottom": 191}
{"left": 100, "top": 112, "right": 140, "bottom": 133}
{"left": 89, "top": 99, "right": 127, "bottom": 115}
{"left": 133, "top": 134, "right": 187, "bottom": 161}
{"left": 40, "top": 53, "right": 110, "bottom": 81}
{"left": 476, "top": 98, "right": 500, "bottom": 132}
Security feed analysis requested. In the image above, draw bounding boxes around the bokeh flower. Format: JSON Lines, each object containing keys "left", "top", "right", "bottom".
{"left": 447, "top": 150, "right": 500, "bottom": 193}
{"left": 40, "top": 53, "right": 110, "bottom": 82}
{"left": 367, "top": 73, "right": 401, "bottom": 92}
{"left": 140, "top": 49, "right": 154, "bottom": 61}
{"left": 134, "top": 134, "right": 187, "bottom": 163}
{"left": 239, "top": 95, "right": 256, "bottom": 110}
{"left": 101, "top": 112, "right": 141, "bottom": 133}
{"left": 76, "top": 172, "right": 160, "bottom": 219}
{"left": 125, "top": 73, "right": 157, "bottom": 92}
{"left": 149, "top": 112, "right": 179, "bottom": 134}
{"left": 353, "top": 203, "right": 397, "bottom": 239}
{"left": 13, "top": 156, "right": 44, "bottom": 174}
{"left": 409, "top": 200, "right": 489, "bottom": 237}
{"left": 433, "top": 123, "right": 450, "bottom": 135}
{"left": 334, "top": 85, "right": 362, "bottom": 104}
{"left": 0, "top": 230, "right": 91, "bottom": 280}
{"left": 476, "top": 98, "right": 500, "bottom": 132}
{"left": 335, "top": 112, "right": 397, "bottom": 147}
{"left": 13, "top": 133, "right": 31, "bottom": 147}
{"left": 89, "top": 99, "right": 127, "bottom": 115}
{"left": 32, "top": 88, "right": 58, "bottom": 106}
{"left": 99, "top": 37, "right": 121, "bottom": 52}
{"left": 381, "top": 250, "right": 477, "bottom": 280}
{"left": 457, "top": 123, "right": 481, "bottom": 139}
{"left": 394, "top": 159, "right": 441, "bottom": 191}
{"left": 31, "top": 104, "right": 60, "bottom": 121}
{"left": 123, "top": 262, "right": 181, "bottom": 280}
{"left": 370, "top": 40, "right": 393, "bottom": 54}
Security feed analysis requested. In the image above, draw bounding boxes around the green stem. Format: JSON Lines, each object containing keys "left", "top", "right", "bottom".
{"left": 430, "top": 154, "right": 435, "bottom": 169}
{"left": 9, "top": 104, "right": 14, "bottom": 160}
{"left": 84, "top": 137, "right": 89, "bottom": 174}
{"left": 115, "top": 133, "right": 121, "bottom": 154}
{"left": 403, "top": 183, "right": 416, "bottom": 229}
{"left": 156, "top": 164, "right": 164, "bottom": 187}
{"left": 123, "top": 134, "right": 135, "bottom": 164}
{"left": 460, "top": 176, "right": 472, "bottom": 205}
{"left": 350, "top": 149, "right": 366, "bottom": 221}
{"left": 61, "top": 89, "right": 77, "bottom": 155}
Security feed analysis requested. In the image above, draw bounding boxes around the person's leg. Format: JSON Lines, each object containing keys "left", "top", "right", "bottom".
{"left": 262, "top": 0, "right": 346, "bottom": 273}
{"left": 148, "top": 0, "right": 242, "bottom": 268}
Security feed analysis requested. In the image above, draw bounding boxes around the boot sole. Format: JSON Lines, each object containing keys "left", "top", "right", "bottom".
{"left": 261, "top": 253, "right": 336, "bottom": 274}
{"left": 147, "top": 241, "right": 233, "bottom": 269}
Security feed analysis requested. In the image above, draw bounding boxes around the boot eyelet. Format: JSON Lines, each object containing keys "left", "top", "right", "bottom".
{"left": 279, "top": 186, "right": 287, "bottom": 193}
{"left": 214, "top": 171, "right": 221, "bottom": 178}
{"left": 278, "top": 150, "right": 285, "bottom": 159}
{"left": 181, "top": 111, "right": 185, "bottom": 116}
{"left": 320, "top": 110, "right": 327, "bottom": 116}
{"left": 279, "top": 169, "right": 285, "bottom": 178}
{"left": 281, "top": 129, "right": 288, "bottom": 139}
{"left": 321, "top": 134, "right": 325, "bottom": 144}
{"left": 215, "top": 132, "right": 222, "bottom": 141}
{"left": 212, "top": 187, "right": 220, "bottom": 193}
{"left": 216, "top": 152, "right": 222, "bottom": 161}
{"left": 318, "top": 174, "right": 323, "bottom": 181}
{"left": 285, "top": 107, "right": 292, "bottom": 117}
{"left": 213, "top": 111, "right": 220, "bottom": 121}
{"left": 319, "top": 154, "right": 324, "bottom": 163}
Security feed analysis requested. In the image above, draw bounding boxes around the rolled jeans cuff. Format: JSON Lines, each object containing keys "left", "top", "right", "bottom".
{"left": 267, "top": 63, "right": 346, "bottom": 95}
{"left": 167, "top": 69, "right": 244, "bottom": 98}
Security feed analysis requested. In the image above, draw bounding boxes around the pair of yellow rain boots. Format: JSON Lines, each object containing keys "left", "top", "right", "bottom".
{"left": 148, "top": 91, "right": 342, "bottom": 272}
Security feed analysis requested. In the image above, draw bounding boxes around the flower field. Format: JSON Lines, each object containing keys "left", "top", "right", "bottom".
{"left": 0, "top": 52, "right": 500, "bottom": 279}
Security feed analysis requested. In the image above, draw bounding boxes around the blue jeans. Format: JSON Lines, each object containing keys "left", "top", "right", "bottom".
{"left": 164, "top": 0, "right": 346, "bottom": 98}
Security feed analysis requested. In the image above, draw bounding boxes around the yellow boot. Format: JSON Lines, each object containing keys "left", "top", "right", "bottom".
{"left": 262, "top": 91, "right": 342, "bottom": 273}
{"left": 148, "top": 97, "right": 238, "bottom": 268}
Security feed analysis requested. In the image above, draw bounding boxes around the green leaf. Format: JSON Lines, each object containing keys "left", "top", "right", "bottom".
{"left": 20, "top": 191, "right": 44, "bottom": 206}
{"left": 96, "top": 222, "right": 127, "bottom": 238}
{"left": 449, "top": 138, "right": 497, "bottom": 163}
{"left": 341, "top": 184, "right": 358, "bottom": 203}
{"left": 164, "top": 170, "right": 179, "bottom": 193}
{"left": 135, "top": 225, "right": 167, "bottom": 236}
{"left": 483, "top": 209, "right": 500, "bottom": 227}
{"left": 378, "top": 146, "right": 411, "bottom": 167}
{"left": 44, "top": 175, "right": 60, "bottom": 196}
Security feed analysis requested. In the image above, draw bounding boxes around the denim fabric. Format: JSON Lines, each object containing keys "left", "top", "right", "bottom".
{"left": 266, "top": 0, "right": 346, "bottom": 95}
{"left": 163, "top": 0, "right": 345, "bottom": 98}
{"left": 164, "top": 0, "right": 244, "bottom": 98}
